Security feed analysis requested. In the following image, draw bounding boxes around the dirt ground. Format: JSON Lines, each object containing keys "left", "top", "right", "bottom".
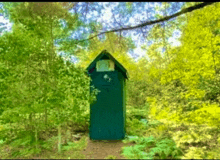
{"left": 81, "top": 138, "right": 134, "bottom": 159}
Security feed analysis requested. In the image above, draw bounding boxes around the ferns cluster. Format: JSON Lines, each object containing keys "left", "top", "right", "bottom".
{"left": 122, "top": 136, "right": 182, "bottom": 159}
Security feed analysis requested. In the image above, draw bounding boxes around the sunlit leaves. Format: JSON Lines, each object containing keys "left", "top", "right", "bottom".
{"left": 0, "top": 3, "right": 97, "bottom": 156}
{"left": 76, "top": 32, "right": 136, "bottom": 71}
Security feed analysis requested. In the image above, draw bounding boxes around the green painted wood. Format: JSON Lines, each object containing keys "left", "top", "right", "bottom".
{"left": 87, "top": 50, "right": 127, "bottom": 140}
{"left": 90, "top": 70, "right": 125, "bottom": 140}
{"left": 119, "top": 71, "right": 126, "bottom": 138}
{"left": 86, "top": 50, "right": 129, "bottom": 79}
{"left": 122, "top": 73, "right": 126, "bottom": 136}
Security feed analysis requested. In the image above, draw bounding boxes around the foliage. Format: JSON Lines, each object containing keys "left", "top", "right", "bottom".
{"left": 122, "top": 135, "right": 182, "bottom": 159}
{"left": 127, "top": 80, "right": 149, "bottom": 107}
{"left": 126, "top": 119, "right": 147, "bottom": 137}
{"left": 137, "top": 4, "right": 220, "bottom": 159}
{"left": 126, "top": 105, "right": 149, "bottom": 120}
{"left": 150, "top": 138, "right": 182, "bottom": 159}
{"left": 182, "top": 147, "right": 206, "bottom": 159}
{"left": 104, "top": 155, "right": 117, "bottom": 159}
{"left": 1, "top": 1, "right": 220, "bottom": 159}
{"left": 126, "top": 105, "right": 150, "bottom": 136}
{"left": 0, "top": 2, "right": 97, "bottom": 158}
{"left": 62, "top": 135, "right": 88, "bottom": 151}
{"left": 76, "top": 32, "right": 136, "bottom": 70}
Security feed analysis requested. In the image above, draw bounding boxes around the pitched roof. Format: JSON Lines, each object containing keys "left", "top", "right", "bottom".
{"left": 86, "top": 50, "right": 128, "bottom": 79}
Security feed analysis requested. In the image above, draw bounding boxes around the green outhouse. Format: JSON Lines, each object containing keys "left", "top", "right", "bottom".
{"left": 86, "top": 50, "right": 128, "bottom": 140}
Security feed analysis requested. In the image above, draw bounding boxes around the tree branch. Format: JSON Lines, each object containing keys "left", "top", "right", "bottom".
{"left": 75, "top": 2, "right": 216, "bottom": 44}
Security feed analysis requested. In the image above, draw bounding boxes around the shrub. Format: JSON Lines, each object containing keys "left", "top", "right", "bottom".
{"left": 126, "top": 118, "right": 148, "bottom": 136}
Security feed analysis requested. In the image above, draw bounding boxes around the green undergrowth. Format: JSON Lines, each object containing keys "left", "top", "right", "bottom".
{"left": 122, "top": 134, "right": 182, "bottom": 159}
{"left": 124, "top": 106, "right": 182, "bottom": 159}
{"left": 124, "top": 114, "right": 220, "bottom": 159}
{"left": 125, "top": 103, "right": 220, "bottom": 159}
{"left": 0, "top": 127, "right": 88, "bottom": 159}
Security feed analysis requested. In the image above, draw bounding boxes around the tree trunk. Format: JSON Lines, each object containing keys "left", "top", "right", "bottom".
{"left": 45, "top": 105, "right": 48, "bottom": 129}
{"left": 35, "top": 123, "right": 38, "bottom": 150}
{"left": 58, "top": 123, "right": 62, "bottom": 153}
{"left": 29, "top": 112, "right": 33, "bottom": 130}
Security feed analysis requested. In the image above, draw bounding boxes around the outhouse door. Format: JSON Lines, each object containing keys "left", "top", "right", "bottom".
{"left": 90, "top": 71, "right": 124, "bottom": 140}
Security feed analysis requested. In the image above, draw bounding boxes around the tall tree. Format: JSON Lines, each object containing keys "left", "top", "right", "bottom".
{"left": 0, "top": 2, "right": 97, "bottom": 154}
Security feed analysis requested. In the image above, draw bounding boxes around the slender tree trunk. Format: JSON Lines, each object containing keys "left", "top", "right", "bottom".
{"left": 58, "top": 124, "right": 62, "bottom": 153}
{"left": 29, "top": 112, "right": 33, "bottom": 130}
{"left": 45, "top": 40, "right": 49, "bottom": 130}
{"left": 57, "top": 110, "right": 62, "bottom": 153}
{"left": 35, "top": 115, "right": 38, "bottom": 150}
{"left": 27, "top": 55, "right": 33, "bottom": 131}
{"left": 45, "top": 103, "right": 48, "bottom": 129}
{"left": 49, "top": 18, "right": 62, "bottom": 153}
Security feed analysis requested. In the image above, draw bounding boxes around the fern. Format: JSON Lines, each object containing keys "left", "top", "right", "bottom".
{"left": 123, "top": 135, "right": 155, "bottom": 146}
{"left": 62, "top": 142, "right": 75, "bottom": 151}
{"left": 139, "top": 136, "right": 155, "bottom": 146}
{"left": 150, "top": 138, "right": 182, "bottom": 158}
{"left": 122, "top": 146, "right": 154, "bottom": 159}
{"left": 123, "top": 135, "right": 139, "bottom": 143}
{"left": 122, "top": 136, "right": 156, "bottom": 159}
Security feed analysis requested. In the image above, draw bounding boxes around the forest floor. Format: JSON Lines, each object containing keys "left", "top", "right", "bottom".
{"left": 0, "top": 130, "right": 135, "bottom": 159}
{"left": 81, "top": 138, "right": 134, "bottom": 159}
{"left": 29, "top": 132, "right": 134, "bottom": 159}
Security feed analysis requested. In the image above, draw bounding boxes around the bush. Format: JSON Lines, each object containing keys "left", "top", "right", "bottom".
{"left": 126, "top": 105, "right": 149, "bottom": 120}
{"left": 126, "top": 118, "right": 148, "bottom": 136}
